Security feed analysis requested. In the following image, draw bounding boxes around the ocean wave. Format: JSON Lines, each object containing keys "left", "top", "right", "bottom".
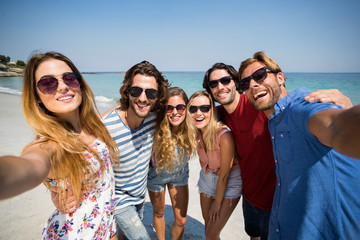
{"left": 95, "top": 95, "right": 116, "bottom": 103}
{"left": 95, "top": 96, "right": 118, "bottom": 114}
{"left": 0, "top": 87, "right": 22, "bottom": 95}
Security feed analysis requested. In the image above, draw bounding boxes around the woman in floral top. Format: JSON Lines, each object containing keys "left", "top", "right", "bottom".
{"left": 43, "top": 139, "right": 116, "bottom": 239}
{"left": 0, "top": 52, "right": 119, "bottom": 239}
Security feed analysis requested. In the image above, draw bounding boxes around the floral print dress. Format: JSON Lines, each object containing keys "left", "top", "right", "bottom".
{"left": 42, "top": 139, "right": 116, "bottom": 240}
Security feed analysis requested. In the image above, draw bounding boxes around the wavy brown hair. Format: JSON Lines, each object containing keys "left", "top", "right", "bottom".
{"left": 186, "top": 91, "right": 221, "bottom": 153}
{"left": 119, "top": 60, "right": 170, "bottom": 113}
{"left": 152, "top": 87, "right": 197, "bottom": 173}
{"left": 22, "top": 51, "right": 119, "bottom": 206}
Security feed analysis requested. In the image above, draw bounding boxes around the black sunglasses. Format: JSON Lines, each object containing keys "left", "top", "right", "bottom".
{"left": 240, "top": 67, "right": 277, "bottom": 91}
{"left": 208, "top": 76, "right": 232, "bottom": 89}
{"left": 37, "top": 72, "right": 81, "bottom": 94}
{"left": 167, "top": 104, "right": 186, "bottom": 114}
{"left": 129, "top": 86, "right": 158, "bottom": 100}
{"left": 189, "top": 105, "right": 211, "bottom": 113}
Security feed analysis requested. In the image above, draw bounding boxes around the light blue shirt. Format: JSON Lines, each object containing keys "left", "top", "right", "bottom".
{"left": 268, "top": 87, "right": 360, "bottom": 240}
{"left": 102, "top": 108, "right": 155, "bottom": 210}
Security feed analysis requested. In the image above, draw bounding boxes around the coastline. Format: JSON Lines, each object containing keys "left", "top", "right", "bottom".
{"left": 0, "top": 93, "right": 246, "bottom": 239}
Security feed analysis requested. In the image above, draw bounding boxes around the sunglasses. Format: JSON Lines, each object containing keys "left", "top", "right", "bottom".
{"left": 129, "top": 86, "right": 158, "bottom": 100}
{"left": 240, "top": 67, "right": 277, "bottom": 91}
{"left": 167, "top": 104, "right": 186, "bottom": 114}
{"left": 37, "top": 72, "right": 81, "bottom": 94}
{"left": 208, "top": 76, "right": 232, "bottom": 89}
{"left": 189, "top": 105, "right": 211, "bottom": 114}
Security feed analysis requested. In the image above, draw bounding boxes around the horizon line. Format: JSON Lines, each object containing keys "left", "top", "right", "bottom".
{"left": 80, "top": 71, "right": 360, "bottom": 74}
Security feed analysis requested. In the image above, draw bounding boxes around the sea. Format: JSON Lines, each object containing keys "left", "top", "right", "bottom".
{"left": 1, "top": 72, "right": 359, "bottom": 113}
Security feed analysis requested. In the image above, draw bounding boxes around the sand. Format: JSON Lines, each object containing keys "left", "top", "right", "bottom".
{"left": 0, "top": 93, "right": 247, "bottom": 239}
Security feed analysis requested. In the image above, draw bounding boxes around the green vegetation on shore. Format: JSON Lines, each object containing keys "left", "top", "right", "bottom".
{"left": 0, "top": 54, "right": 26, "bottom": 77}
{"left": 0, "top": 54, "right": 26, "bottom": 69}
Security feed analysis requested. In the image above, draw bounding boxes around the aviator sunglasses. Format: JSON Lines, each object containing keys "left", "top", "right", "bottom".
{"left": 208, "top": 76, "right": 232, "bottom": 89}
{"left": 240, "top": 67, "right": 277, "bottom": 91}
{"left": 189, "top": 105, "right": 211, "bottom": 114}
{"left": 37, "top": 72, "right": 82, "bottom": 94}
{"left": 129, "top": 86, "right": 158, "bottom": 100}
{"left": 167, "top": 104, "right": 186, "bottom": 114}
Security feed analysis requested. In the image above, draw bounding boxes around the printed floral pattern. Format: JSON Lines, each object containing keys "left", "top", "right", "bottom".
{"left": 42, "top": 139, "right": 116, "bottom": 239}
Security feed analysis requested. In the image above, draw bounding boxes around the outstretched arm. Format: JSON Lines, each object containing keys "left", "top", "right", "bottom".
{"left": 0, "top": 142, "right": 52, "bottom": 200}
{"left": 308, "top": 105, "right": 360, "bottom": 159}
{"left": 305, "top": 89, "right": 353, "bottom": 109}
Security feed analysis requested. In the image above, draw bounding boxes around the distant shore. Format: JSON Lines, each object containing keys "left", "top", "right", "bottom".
{"left": 0, "top": 71, "right": 23, "bottom": 77}
{"left": 0, "top": 71, "right": 125, "bottom": 77}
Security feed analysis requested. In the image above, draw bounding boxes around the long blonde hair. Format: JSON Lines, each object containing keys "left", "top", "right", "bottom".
{"left": 22, "top": 51, "right": 119, "bottom": 205}
{"left": 186, "top": 91, "right": 221, "bottom": 153}
{"left": 152, "top": 87, "right": 196, "bottom": 173}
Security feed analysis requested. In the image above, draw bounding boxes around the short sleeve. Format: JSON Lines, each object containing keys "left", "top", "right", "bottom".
{"left": 290, "top": 99, "right": 342, "bottom": 140}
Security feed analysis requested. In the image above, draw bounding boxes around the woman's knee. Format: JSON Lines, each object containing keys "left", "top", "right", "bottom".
{"left": 153, "top": 208, "right": 165, "bottom": 218}
{"left": 151, "top": 199, "right": 165, "bottom": 218}
{"left": 174, "top": 215, "right": 187, "bottom": 228}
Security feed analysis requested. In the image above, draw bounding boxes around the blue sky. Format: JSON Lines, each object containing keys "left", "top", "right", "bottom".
{"left": 0, "top": 0, "right": 359, "bottom": 72}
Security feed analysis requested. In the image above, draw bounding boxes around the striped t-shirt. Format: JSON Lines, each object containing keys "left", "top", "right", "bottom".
{"left": 102, "top": 108, "right": 155, "bottom": 210}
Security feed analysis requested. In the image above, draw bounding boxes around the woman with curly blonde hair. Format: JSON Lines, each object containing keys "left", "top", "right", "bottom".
{"left": 187, "top": 91, "right": 242, "bottom": 240}
{"left": 0, "top": 51, "right": 119, "bottom": 239}
{"left": 148, "top": 87, "right": 197, "bottom": 240}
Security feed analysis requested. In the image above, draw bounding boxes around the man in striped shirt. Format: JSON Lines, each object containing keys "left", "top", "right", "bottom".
{"left": 103, "top": 61, "right": 169, "bottom": 240}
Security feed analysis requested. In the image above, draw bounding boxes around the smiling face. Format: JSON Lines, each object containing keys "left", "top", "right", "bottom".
{"left": 241, "top": 62, "right": 284, "bottom": 116}
{"left": 166, "top": 95, "right": 186, "bottom": 131}
{"left": 190, "top": 95, "right": 211, "bottom": 131}
{"left": 35, "top": 59, "right": 82, "bottom": 120}
{"left": 128, "top": 74, "right": 158, "bottom": 119}
{"left": 209, "top": 69, "right": 237, "bottom": 106}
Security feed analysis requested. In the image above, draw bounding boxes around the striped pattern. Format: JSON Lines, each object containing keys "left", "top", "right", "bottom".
{"left": 102, "top": 108, "right": 155, "bottom": 209}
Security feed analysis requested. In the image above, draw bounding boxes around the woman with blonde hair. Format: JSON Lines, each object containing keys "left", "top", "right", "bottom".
{"left": 148, "top": 87, "right": 197, "bottom": 240}
{"left": 0, "top": 51, "right": 119, "bottom": 239}
{"left": 187, "top": 91, "right": 242, "bottom": 240}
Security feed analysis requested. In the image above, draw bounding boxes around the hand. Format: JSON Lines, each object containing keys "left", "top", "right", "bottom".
{"left": 50, "top": 187, "right": 81, "bottom": 214}
{"left": 208, "top": 201, "right": 221, "bottom": 222}
{"left": 304, "top": 89, "right": 353, "bottom": 109}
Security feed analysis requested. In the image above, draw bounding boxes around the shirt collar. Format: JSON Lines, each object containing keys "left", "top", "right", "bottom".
{"left": 271, "top": 87, "right": 310, "bottom": 119}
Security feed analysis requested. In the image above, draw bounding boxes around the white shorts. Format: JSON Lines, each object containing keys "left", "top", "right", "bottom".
{"left": 197, "top": 167, "right": 242, "bottom": 199}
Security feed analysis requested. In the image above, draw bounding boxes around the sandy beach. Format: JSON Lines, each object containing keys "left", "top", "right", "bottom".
{"left": 0, "top": 92, "right": 247, "bottom": 239}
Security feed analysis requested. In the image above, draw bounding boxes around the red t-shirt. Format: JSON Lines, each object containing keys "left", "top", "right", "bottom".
{"left": 217, "top": 94, "right": 276, "bottom": 211}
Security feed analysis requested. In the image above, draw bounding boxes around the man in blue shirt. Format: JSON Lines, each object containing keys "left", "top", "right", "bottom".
{"left": 238, "top": 51, "right": 360, "bottom": 240}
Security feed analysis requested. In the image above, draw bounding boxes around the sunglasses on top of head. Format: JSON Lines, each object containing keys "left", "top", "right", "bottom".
{"left": 240, "top": 66, "right": 277, "bottom": 91}
{"left": 167, "top": 104, "right": 186, "bottom": 114}
{"left": 189, "top": 105, "right": 211, "bottom": 114}
{"left": 129, "top": 86, "right": 158, "bottom": 100}
{"left": 208, "top": 76, "right": 232, "bottom": 89}
{"left": 37, "top": 72, "right": 82, "bottom": 94}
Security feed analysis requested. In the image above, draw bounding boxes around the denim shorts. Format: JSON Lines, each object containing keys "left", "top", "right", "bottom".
{"left": 147, "top": 162, "right": 189, "bottom": 192}
{"left": 197, "top": 167, "right": 242, "bottom": 199}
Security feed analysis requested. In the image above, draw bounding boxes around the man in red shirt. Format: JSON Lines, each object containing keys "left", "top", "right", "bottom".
{"left": 203, "top": 63, "right": 275, "bottom": 240}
